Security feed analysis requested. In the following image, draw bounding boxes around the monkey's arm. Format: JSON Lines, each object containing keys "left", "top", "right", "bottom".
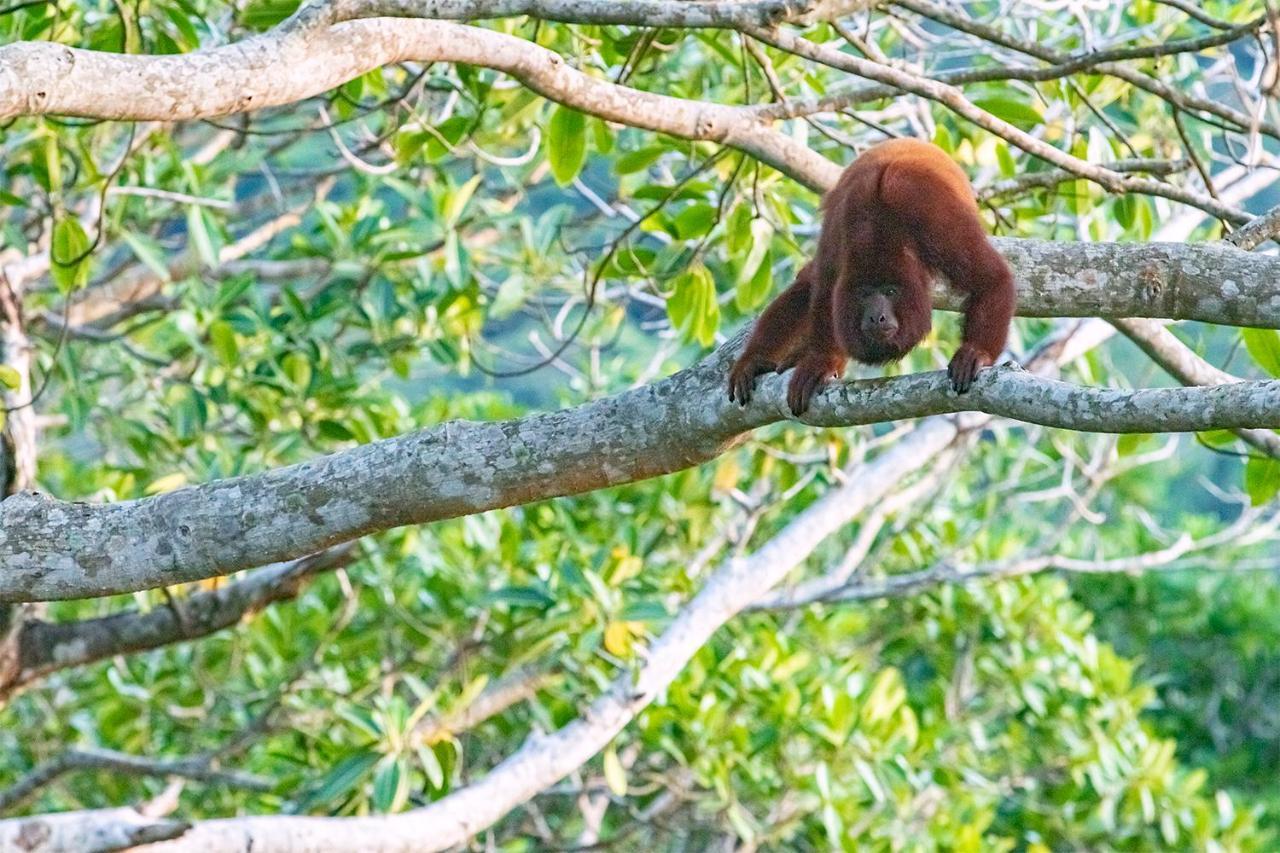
{"left": 727, "top": 264, "right": 814, "bottom": 405}
{"left": 949, "top": 243, "right": 1015, "bottom": 391}
{"left": 782, "top": 247, "right": 848, "bottom": 416}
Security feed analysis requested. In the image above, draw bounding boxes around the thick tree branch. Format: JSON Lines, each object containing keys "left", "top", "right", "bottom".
{"left": 119, "top": 416, "right": 969, "bottom": 853}
{"left": 1225, "top": 204, "right": 1280, "bottom": 251}
{"left": 0, "top": 20, "right": 839, "bottom": 192}
{"left": 329, "top": 0, "right": 873, "bottom": 27}
{"left": 1111, "top": 318, "right": 1280, "bottom": 457}
{"left": 1, "top": 317, "right": 1277, "bottom": 602}
{"left": 0, "top": 808, "right": 189, "bottom": 852}
{"left": 109, "top": 321, "right": 1115, "bottom": 852}
{"left": 970, "top": 240, "right": 1280, "bottom": 328}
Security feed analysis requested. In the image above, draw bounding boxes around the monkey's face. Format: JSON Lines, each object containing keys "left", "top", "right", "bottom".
{"left": 859, "top": 288, "right": 900, "bottom": 346}
{"left": 843, "top": 281, "right": 929, "bottom": 365}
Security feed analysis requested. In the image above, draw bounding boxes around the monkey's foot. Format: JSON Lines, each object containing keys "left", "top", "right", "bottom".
{"left": 727, "top": 356, "right": 777, "bottom": 405}
{"left": 786, "top": 355, "right": 844, "bottom": 416}
{"left": 947, "top": 344, "right": 993, "bottom": 393}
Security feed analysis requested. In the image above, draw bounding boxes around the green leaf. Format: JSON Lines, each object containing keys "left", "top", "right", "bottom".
{"left": 1242, "top": 328, "right": 1280, "bottom": 377}
{"left": 372, "top": 757, "right": 409, "bottom": 813}
{"left": 1198, "top": 430, "right": 1238, "bottom": 449}
{"left": 1117, "top": 433, "right": 1154, "bottom": 456}
{"left": 591, "top": 117, "right": 614, "bottom": 154}
{"left": 734, "top": 218, "right": 773, "bottom": 310}
{"left": 209, "top": 320, "right": 239, "bottom": 365}
{"left": 1245, "top": 458, "right": 1280, "bottom": 506}
{"left": 282, "top": 352, "right": 313, "bottom": 392}
{"left": 673, "top": 203, "right": 716, "bottom": 240}
{"left": 735, "top": 249, "right": 772, "bottom": 312}
{"left": 614, "top": 146, "right": 664, "bottom": 175}
{"left": 726, "top": 204, "right": 752, "bottom": 256}
{"left": 0, "top": 364, "right": 21, "bottom": 390}
{"left": 995, "top": 141, "right": 1016, "bottom": 177}
{"left": 318, "top": 420, "right": 356, "bottom": 442}
{"left": 238, "top": 0, "right": 299, "bottom": 28}
{"left": 547, "top": 106, "right": 587, "bottom": 186}
{"left": 972, "top": 96, "right": 1044, "bottom": 129}
{"left": 442, "top": 174, "right": 483, "bottom": 228}
{"left": 121, "top": 230, "right": 172, "bottom": 283}
{"left": 932, "top": 124, "right": 955, "bottom": 153}
{"left": 1114, "top": 194, "right": 1136, "bottom": 230}
{"left": 620, "top": 600, "right": 669, "bottom": 622}
{"left": 295, "top": 750, "right": 379, "bottom": 812}
{"left": 416, "top": 745, "right": 445, "bottom": 790}
{"left": 483, "top": 585, "right": 555, "bottom": 609}
{"left": 51, "top": 216, "right": 91, "bottom": 292}
{"left": 668, "top": 264, "right": 720, "bottom": 347}
{"left": 186, "top": 205, "right": 220, "bottom": 269}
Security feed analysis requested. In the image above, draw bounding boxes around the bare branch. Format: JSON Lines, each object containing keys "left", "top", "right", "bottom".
{"left": 0, "top": 20, "right": 839, "bottom": 192}
{"left": 0, "top": 748, "right": 271, "bottom": 815}
{"left": 810, "top": 508, "right": 1280, "bottom": 607}
{"left": 1111, "top": 318, "right": 1280, "bottom": 457}
{"left": 1225, "top": 204, "right": 1280, "bottom": 251}
{"left": 412, "top": 667, "right": 554, "bottom": 745}
{"left": 3, "top": 547, "right": 356, "bottom": 696}
{"left": 329, "top": 0, "right": 875, "bottom": 27}
{"left": 978, "top": 159, "right": 1190, "bottom": 202}
{"left": 0, "top": 808, "right": 189, "bottom": 852}
{"left": 745, "top": 25, "right": 1254, "bottom": 223}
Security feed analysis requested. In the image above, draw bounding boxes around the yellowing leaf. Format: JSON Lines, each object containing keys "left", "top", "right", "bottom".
{"left": 0, "top": 364, "right": 21, "bottom": 390}
{"left": 713, "top": 457, "right": 741, "bottom": 493}
{"left": 145, "top": 472, "right": 188, "bottom": 495}
{"left": 611, "top": 554, "right": 643, "bottom": 585}
{"left": 604, "top": 621, "right": 633, "bottom": 657}
{"left": 603, "top": 745, "right": 627, "bottom": 796}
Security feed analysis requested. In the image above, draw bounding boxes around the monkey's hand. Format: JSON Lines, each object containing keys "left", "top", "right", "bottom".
{"left": 786, "top": 353, "right": 844, "bottom": 416}
{"left": 947, "top": 344, "right": 993, "bottom": 393}
{"left": 727, "top": 354, "right": 778, "bottom": 406}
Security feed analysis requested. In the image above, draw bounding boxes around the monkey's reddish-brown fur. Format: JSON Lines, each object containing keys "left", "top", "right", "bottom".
{"left": 728, "top": 138, "right": 1016, "bottom": 415}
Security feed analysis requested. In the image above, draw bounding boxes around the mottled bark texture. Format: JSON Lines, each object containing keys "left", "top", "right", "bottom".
{"left": 0, "top": 19, "right": 840, "bottom": 192}
{"left": 1, "top": 333, "right": 1278, "bottom": 602}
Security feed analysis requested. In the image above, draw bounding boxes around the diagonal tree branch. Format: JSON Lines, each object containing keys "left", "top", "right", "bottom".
{"left": 0, "top": 747, "right": 271, "bottom": 815}
{"left": 7, "top": 358, "right": 1280, "bottom": 605}
{"left": 99, "top": 321, "right": 1110, "bottom": 852}
{"left": 1, "top": 306, "right": 1278, "bottom": 603}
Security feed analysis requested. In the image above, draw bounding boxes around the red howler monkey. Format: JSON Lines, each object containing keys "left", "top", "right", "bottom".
{"left": 727, "top": 138, "right": 1015, "bottom": 415}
